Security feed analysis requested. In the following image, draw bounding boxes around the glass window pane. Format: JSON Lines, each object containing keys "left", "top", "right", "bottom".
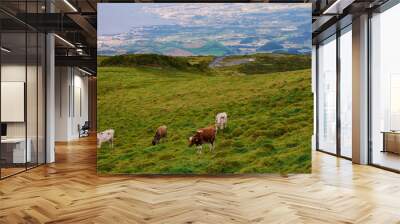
{"left": 27, "top": 31, "right": 38, "bottom": 169}
{"left": 38, "top": 33, "right": 45, "bottom": 165}
{"left": 340, "top": 27, "right": 352, "bottom": 158}
{"left": 1, "top": 31, "right": 27, "bottom": 177}
{"left": 371, "top": 3, "right": 400, "bottom": 171}
{"left": 0, "top": 1, "right": 46, "bottom": 179}
{"left": 318, "top": 35, "right": 337, "bottom": 154}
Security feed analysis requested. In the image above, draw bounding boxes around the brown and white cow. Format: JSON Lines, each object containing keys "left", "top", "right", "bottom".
{"left": 152, "top": 125, "right": 167, "bottom": 145}
{"left": 188, "top": 126, "right": 217, "bottom": 153}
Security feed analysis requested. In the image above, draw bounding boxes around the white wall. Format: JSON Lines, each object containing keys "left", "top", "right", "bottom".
{"left": 55, "top": 66, "right": 69, "bottom": 141}
{"left": 1, "top": 64, "right": 25, "bottom": 81}
{"left": 72, "top": 72, "right": 89, "bottom": 138}
{"left": 55, "top": 67, "right": 89, "bottom": 141}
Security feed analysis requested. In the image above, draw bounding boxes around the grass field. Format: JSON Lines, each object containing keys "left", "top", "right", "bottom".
{"left": 97, "top": 54, "right": 312, "bottom": 174}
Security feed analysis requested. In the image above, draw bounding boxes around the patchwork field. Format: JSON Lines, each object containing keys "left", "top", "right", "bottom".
{"left": 97, "top": 54, "right": 312, "bottom": 174}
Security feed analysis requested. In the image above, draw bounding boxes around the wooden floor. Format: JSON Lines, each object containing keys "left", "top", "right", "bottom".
{"left": 1, "top": 167, "right": 26, "bottom": 178}
{"left": 372, "top": 150, "right": 400, "bottom": 171}
{"left": 1, "top": 136, "right": 400, "bottom": 224}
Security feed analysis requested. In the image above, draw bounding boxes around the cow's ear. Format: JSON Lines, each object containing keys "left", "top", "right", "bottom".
{"left": 197, "top": 130, "right": 203, "bottom": 134}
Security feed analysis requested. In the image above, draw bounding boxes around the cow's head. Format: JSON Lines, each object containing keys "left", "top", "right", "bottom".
{"left": 188, "top": 136, "right": 195, "bottom": 147}
{"left": 152, "top": 133, "right": 159, "bottom": 146}
{"left": 188, "top": 131, "right": 202, "bottom": 147}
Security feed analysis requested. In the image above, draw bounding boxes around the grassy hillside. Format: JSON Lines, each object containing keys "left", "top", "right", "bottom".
{"left": 97, "top": 56, "right": 109, "bottom": 66}
{"left": 99, "top": 53, "right": 310, "bottom": 75}
{"left": 97, "top": 54, "right": 312, "bottom": 174}
{"left": 99, "top": 54, "right": 211, "bottom": 72}
{"left": 215, "top": 54, "right": 311, "bottom": 75}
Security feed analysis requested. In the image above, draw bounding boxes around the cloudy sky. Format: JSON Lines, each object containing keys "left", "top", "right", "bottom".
{"left": 98, "top": 3, "right": 311, "bottom": 35}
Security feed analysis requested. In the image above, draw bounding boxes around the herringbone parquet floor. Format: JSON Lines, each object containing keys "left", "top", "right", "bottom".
{"left": 1, "top": 136, "right": 400, "bottom": 224}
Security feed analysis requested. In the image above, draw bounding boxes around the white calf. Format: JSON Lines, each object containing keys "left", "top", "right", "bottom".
{"left": 215, "top": 112, "right": 228, "bottom": 131}
{"left": 97, "top": 129, "right": 114, "bottom": 148}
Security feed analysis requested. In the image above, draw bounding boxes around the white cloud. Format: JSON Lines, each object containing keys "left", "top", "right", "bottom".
{"left": 142, "top": 3, "right": 310, "bottom": 26}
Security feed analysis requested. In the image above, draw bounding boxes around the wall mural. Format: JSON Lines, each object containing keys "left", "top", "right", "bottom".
{"left": 97, "top": 3, "right": 312, "bottom": 174}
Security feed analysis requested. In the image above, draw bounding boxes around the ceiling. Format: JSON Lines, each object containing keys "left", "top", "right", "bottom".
{"left": 310, "top": 0, "right": 391, "bottom": 43}
{"left": 0, "top": 0, "right": 97, "bottom": 74}
{"left": 1, "top": 0, "right": 394, "bottom": 73}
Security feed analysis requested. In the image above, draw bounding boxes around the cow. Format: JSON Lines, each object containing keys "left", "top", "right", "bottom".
{"left": 152, "top": 125, "right": 167, "bottom": 145}
{"left": 97, "top": 129, "right": 114, "bottom": 149}
{"left": 188, "top": 126, "right": 217, "bottom": 153}
{"left": 215, "top": 112, "right": 228, "bottom": 131}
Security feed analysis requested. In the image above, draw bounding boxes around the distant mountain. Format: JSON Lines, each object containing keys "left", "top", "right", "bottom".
{"left": 257, "top": 42, "right": 284, "bottom": 52}
{"left": 98, "top": 6, "right": 311, "bottom": 56}
{"left": 240, "top": 37, "right": 258, "bottom": 44}
{"left": 187, "top": 41, "right": 233, "bottom": 56}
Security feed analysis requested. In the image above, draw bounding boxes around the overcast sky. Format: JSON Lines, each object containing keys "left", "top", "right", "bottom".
{"left": 98, "top": 3, "right": 311, "bottom": 35}
{"left": 98, "top": 4, "right": 173, "bottom": 35}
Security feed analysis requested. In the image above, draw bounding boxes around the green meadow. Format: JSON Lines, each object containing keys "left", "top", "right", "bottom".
{"left": 97, "top": 54, "right": 312, "bottom": 174}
